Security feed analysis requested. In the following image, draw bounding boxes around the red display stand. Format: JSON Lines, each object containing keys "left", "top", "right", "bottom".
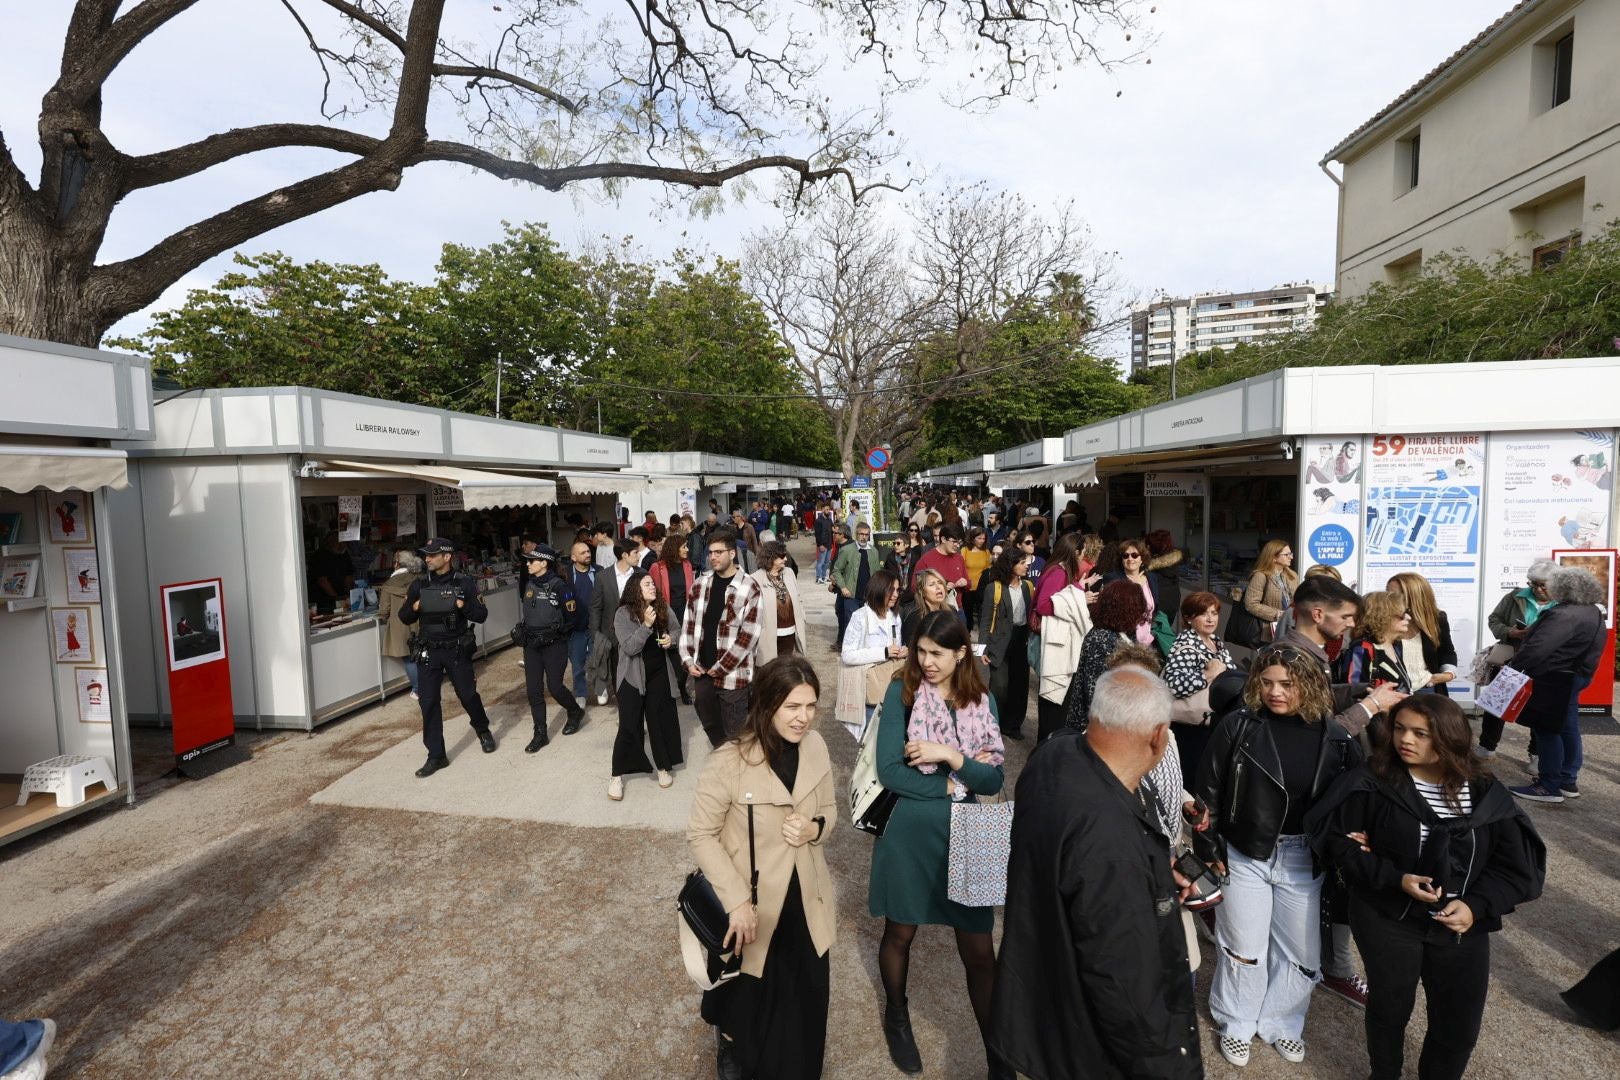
{"left": 1552, "top": 548, "right": 1617, "bottom": 716}
{"left": 160, "top": 578, "right": 242, "bottom": 774}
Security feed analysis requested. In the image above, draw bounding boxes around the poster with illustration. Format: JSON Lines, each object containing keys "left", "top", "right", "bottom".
{"left": 52, "top": 606, "right": 95, "bottom": 663}
{"left": 75, "top": 667, "right": 112, "bottom": 724}
{"left": 47, "top": 492, "right": 93, "bottom": 544}
{"left": 396, "top": 494, "right": 417, "bottom": 537}
{"left": 1483, "top": 431, "right": 1613, "bottom": 602}
{"left": 64, "top": 548, "right": 102, "bottom": 603}
{"left": 337, "top": 495, "right": 363, "bottom": 542}
{"left": 1364, "top": 433, "right": 1486, "bottom": 695}
{"left": 1298, "top": 435, "right": 1364, "bottom": 588}
{"left": 677, "top": 488, "right": 697, "bottom": 519}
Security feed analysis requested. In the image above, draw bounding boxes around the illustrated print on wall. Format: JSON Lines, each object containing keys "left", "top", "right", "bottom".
{"left": 75, "top": 667, "right": 112, "bottom": 724}
{"left": 64, "top": 548, "right": 102, "bottom": 603}
{"left": 47, "top": 491, "right": 94, "bottom": 544}
{"left": 52, "top": 606, "right": 95, "bottom": 663}
{"left": 1, "top": 556, "right": 40, "bottom": 599}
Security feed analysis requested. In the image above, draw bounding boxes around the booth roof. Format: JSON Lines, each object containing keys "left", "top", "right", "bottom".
{"left": 318, "top": 459, "right": 558, "bottom": 510}
{"left": 988, "top": 459, "right": 1098, "bottom": 489}
{"left": 1091, "top": 439, "right": 1291, "bottom": 475}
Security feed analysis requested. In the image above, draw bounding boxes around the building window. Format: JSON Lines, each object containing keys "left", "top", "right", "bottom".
{"left": 1533, "top": 232, "right": 1579, "bottom": 271}
{"left": 1395, "top": 130, "right": 1421, "bottom": 194}
{"left": 1551, "top": 32, "right": 1573, "bottom": 107}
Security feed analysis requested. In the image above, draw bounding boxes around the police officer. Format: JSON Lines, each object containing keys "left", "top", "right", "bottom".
{"left": 519, "top": 545, "right": 586, "bottom": 752}
{"left": 398, "top": 537, "right": 496, "bottom": 777}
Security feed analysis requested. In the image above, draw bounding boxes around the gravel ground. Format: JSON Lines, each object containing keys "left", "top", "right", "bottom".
{"left": 1, "top": 532, "right": 1616, "bottom": 1078}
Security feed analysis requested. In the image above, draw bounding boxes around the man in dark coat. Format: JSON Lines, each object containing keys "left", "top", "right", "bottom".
{"left": 991, "top": 666, "right": 1203, "bottom": 1080}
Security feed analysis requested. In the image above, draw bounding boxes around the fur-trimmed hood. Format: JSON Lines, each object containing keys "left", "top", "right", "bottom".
{"left": 1148, "top": 549, "right": 1183, "bottom": 574}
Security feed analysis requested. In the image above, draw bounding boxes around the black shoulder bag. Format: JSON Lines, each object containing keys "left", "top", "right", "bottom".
{"left": 678, "top": 804, "right": 757, "bottom": 983}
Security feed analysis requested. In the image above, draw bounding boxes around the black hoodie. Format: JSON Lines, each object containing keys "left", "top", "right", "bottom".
{"left": 1304, "top": 765, "right": 1545, "bottom": 934}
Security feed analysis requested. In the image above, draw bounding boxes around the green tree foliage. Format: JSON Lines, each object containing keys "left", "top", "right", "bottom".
{"left": 1139, "top": 222, "right": 1620, "bottom": 403}
{"left": 113, "top": 225, "right": 838, "bottom": 466}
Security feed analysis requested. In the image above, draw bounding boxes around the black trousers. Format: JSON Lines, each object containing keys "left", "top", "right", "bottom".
{"left": 988, "top": 626, "right": 1030, "bottom": 735}
{"left": 694, "top": 675, "right": 750, "bottom": 748}
{"left": 1036, "top": 696, "right": 1066, "bottom": 741}
{"left": 1478, "top": 710, "right": 1539, "bottom": 755}
{"left": 1351, "top": 902, "right": 1491, "bottom": 1080}
{"left": 419, "top": 642, "right": 491, "bottom": 759}
{"left": 525, "top": 638, "right": 579, "bottom": 736}
{"left": 613, "top": 677, "right": 683, "bottom": 774}
{"left": 1174, "top": 721, "right": 1213, "bottom": 788}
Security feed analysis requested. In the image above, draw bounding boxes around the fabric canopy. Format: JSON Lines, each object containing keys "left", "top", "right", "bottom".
{"left": 988, "top": 460, "right": 1098, "bottom": 489}
{"left": 319, "top": 459, "right": 558, "bottom": 510}
{"left": 558, "top": 470, "right": 642, "bottom": 496}
{"left": 0, "top": 447, "right": 129, "bottom": 493}
{"left": 1092, "top": 439, "right": 1290, "bottom": 474}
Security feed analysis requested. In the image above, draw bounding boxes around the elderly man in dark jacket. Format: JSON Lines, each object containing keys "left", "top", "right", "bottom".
{"left": 991, "top": 666, "right": 1203, "bottom": 1080}
{"left": 1509, "top": 564, "right": 1607, "bottom": 803}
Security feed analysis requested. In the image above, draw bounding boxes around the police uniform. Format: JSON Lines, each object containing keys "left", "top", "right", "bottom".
{"left": 520, "top": 547, "right": 585, "bottom": 752}
{"left": 399, "top": 538, "right": 495, "bottom": 776}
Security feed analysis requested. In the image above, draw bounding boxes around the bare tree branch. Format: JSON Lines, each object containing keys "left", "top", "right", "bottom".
{"left": 52, "top": 0, "right": 205, "bottom": 107}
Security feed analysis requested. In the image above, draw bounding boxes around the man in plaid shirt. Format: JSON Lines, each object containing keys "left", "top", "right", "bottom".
{"left": 679, "top": 526, "right": 765, "bottom": 747}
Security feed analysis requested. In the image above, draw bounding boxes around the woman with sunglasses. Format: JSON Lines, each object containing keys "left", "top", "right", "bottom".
{"left": 1195, "top": 646, "right": 1361, "bottom": 1068}
{"left": 885, "top": 530, "right": 920, "bottom": 613}
{"left": 1100, "top": 538, "right": 1173, "bottom": 653}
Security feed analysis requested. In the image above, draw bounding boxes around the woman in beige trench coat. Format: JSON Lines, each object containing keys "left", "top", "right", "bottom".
{"left": 376, "top": 548, "right": 421, "bottom": 698}
{"left": 688, "top": 654, "right": 837, "bottom": 1080}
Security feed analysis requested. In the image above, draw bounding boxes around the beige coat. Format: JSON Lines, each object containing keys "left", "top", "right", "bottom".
{"left": 750, "top": 567, "right": 806, "bottom": 664}
{"left": 687, "top": 731, "right": 837, "bottom": 978}
{"left": 1038, "top": 584, "right": 1093, "bottom": 704}
{"left": 376, "top": 569, "right": 416, "bottom": 658}
{"left": 1243, "top": 569, "right": 1293, "bottom": 625}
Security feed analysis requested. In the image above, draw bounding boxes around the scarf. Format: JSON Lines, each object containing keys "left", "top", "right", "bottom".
{"left": 907, "top": 679, "right": 1004, "bottom": 793}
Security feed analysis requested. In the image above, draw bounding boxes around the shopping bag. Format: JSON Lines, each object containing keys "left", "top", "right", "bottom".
{"left": 946, "top": 798, "right": 1015, "bottom": 907}
{"left": 1475, "top": 665, "right": 1532, "bottom": 723}
{"left": 849, "top": 701, "right": 898, "bottom": 835}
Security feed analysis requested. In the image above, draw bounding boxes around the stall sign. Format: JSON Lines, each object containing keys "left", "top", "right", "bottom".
{"left": 431, "top": 484, "right": 464, "bottom": 512}
{"left": 1143, "top": 472, "right": 1206, "bottom": 498}
{"left": 160, "top": 578, "right": 237, "bottom": 768}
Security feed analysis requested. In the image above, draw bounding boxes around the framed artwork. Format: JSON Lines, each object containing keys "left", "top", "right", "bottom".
{"left": 1, "top": 555, "right": 40, "bottom": 599}
{"left": 64, "top": 548, "right": 102, "bottom": 603}
{"left": 47, "top": 492, "right": 93, "bottom": 545}
{"left": 1554, "top": 548, "right": 1617, "bottom": 629}
{"left": 75, "top": 667, "right": 112, "bottom": 724}
{"left": 0, "top": 512, "right": 22, "bottom": 544}
{"left": 161, "top": 579, "right": 226, "bottom": 672}
{"left": 51, "top": 606, "right": 95, "bottom": 663}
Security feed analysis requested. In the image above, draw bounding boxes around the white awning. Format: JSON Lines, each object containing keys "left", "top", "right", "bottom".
{"left": 703, "top": 474, "right": 754, "bottom": 487}
{"left": 988, "top": 460, "right": 1098, "bottom": 489}
{"left": 644, "top": 473, "right": 696, "bottom": 493}
{"left": 0, "top": 446, "right": 129, "bottom": 493}
{"left": 318, "top": 459, "right": 558, "bottom": 510}
{"left": 558, "top": 470, "right": 642, "bottom": 496}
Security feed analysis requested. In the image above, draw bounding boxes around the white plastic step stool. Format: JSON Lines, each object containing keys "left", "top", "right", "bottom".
{"left": 16, "top": 755, "right": 115, "bottom": 808}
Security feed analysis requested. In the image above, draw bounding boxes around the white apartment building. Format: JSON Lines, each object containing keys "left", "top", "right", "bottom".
{"left": 1323, "top": 0, "right": 1620, "bottom": 299}
{"left": 1128, "top": 283, "right": 1331, "bottom": 373}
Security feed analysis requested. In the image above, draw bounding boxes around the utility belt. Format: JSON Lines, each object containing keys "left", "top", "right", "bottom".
{"left": 408, "top": 631, "right": 476, "bottom": 663}
{"left": 511, "top": 622, "right": 567, "bottom": 649}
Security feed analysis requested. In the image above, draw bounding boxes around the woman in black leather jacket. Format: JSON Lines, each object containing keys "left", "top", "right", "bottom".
{"left": 1305, "top": 694, "right": 1543, "bottom": 1080}
{"left": 1194, "top": 646, "right": 1361, "bottom": 1069}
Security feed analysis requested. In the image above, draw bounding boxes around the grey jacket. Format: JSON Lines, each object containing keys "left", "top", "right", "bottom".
{"left": 613, "top": 606, "right": 681, "bottom": 699}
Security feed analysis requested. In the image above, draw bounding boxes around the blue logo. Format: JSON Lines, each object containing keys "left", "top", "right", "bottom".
{"left": 1308, "top": 524, "right": 1354, "bottom": 567}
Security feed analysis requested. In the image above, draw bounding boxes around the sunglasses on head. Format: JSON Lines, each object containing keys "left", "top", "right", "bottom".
{"left": 1253, "top": 645, "right": 1311, "bottom": 668}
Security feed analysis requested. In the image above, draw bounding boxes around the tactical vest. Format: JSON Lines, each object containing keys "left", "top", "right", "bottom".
{"left": 417, "top": 574, "right": 468, "bottom": 642}
{"left": 522, "top": 577, "right": 567, "bottom": 642}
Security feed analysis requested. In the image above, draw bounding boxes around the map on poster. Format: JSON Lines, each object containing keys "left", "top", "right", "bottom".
{"left": 1364, "top": 433, "right": 1486, "bottom": 696}
{"left": 1483, "top": 431, "right": 1612, "bottom": 593}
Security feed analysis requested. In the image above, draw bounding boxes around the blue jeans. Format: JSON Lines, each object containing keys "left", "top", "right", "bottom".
{"left": 0, "top": 1019, "right": 45, "bottom": 1073}
{"left": 1210, "top": 835, "right": 1323, "bottom": 1043}
{"left": 1536, "top": 682, "right": 1586, "bottom": 790}
{"left": 568, "top": 629, "right": 592, "bottom": 699}
{"left": 403, "top": 659, "right": 420, "bottom": 695}
{"left": 814, "top": 546, "right": 831, "bottom": 582}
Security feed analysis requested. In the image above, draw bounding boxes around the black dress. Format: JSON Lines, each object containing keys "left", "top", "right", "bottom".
{"left": 700, "top": 742, "right": 830, "bottom": 1079}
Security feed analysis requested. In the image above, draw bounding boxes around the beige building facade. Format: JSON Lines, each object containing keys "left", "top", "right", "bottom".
{"left": 1324, "top": 0, "right": 1620, "bottom": 299}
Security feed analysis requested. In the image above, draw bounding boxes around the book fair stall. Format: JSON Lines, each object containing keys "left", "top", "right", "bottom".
{"left": 623, "top": 451, "right": 843, "bottom": 530}
{"left": 0, "top": 334, "right": 153, "bottom": 846}
{"left": 109, "top": 387, "right": 635, "bottom": 731}
{"left": 1042, "top": 357, "right": 1620, "bottom": 712}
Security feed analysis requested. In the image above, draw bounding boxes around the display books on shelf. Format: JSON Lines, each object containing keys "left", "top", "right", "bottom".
{"left": 2, "top": 556, "right": 41, "bottom": 599}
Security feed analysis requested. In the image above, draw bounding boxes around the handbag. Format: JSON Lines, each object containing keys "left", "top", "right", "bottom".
{"left": 850, "top": 702, "right": 900, "bottom": 835}
{"left": 1170, "top": 685, "right": 1212, "bottom": 726}
{"left": 1475, "top": 665, "right": 1533, "bottom": 723}
{"left": 865, "top": 659, "right": 904, "bottom": 705}
{"left": 677, "top": 804, "right": 756, "bottom": 990}
{"left": 946, "top": 792, "right": 1014, "bottom": 907}
{"left": 1223, "top": 600, "right": 1263, "bottom": 649}
{"left": 1469, "top": 641, "right": 1517, "bottom": 685}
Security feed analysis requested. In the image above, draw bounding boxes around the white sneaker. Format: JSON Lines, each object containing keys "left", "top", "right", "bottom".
{"left": 607, "top": 776, "right": 624, "bottom": 801}
{"left": 3, "top": 1018, "right": 55, "bottom": 1080}
{"left": 1473, "top": 746, "right": 1495, "bottom": 759}
{"left": 518, "top": 657, "right": 525, "bottom": 666}
{"left": 657, "top": 769, "right": 674, "bottom": 788}
{"left": 596, "top": 691, "right": 609, "bottom": 706}
{"left": 1271, "top": 1038, "right": 1306, "bottom": 1063}
{"left": 1527, "top": 753, "right": 1538, "bottom": 775}
{"left": 1219, "top": 1036, "right": 1250, "bottom": 1067}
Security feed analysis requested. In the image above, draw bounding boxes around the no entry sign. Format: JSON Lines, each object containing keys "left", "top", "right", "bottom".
{"left": 865, "top": 446, "right": 890, "bottom": 471}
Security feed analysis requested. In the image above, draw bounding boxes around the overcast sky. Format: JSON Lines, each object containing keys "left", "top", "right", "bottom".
{"left": 2, "top": 1, "right": 1512, "bottom": 360}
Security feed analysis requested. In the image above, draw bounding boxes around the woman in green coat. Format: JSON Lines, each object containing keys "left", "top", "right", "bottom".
{"left": 868, "top": 610, "right": 1009, "bottom": 1079}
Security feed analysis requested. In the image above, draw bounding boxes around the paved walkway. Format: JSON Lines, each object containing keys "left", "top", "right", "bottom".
{"left": 0, "top": 534, "right": 1616, "bottom": 1078}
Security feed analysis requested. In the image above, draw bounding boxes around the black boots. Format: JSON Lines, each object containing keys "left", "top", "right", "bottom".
{"left": 524, "top": 730, "right": 549, "bottom": 753}
{"left": 477, "top": 730, "right": 497, "bottom": 753}
{"left": 414, "top": 755, "right": 449, "bottom": 778}
{"left": 883, "top": 1000, "right": 923, "bottom": 1075}
{"left": 714, "top": 1029, "right": 743, "bottom": 1080}
{"left": 562, "top": 708, "right": 585, "bottom": 735}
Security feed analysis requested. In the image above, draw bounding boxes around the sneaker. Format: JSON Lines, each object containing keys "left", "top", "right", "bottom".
{"left": 1526, "top": 753, "right": 1538, "bottom": 775}
{"left": 3, "top": 1018, "right": 54, "bottom": 1080}
{"left": 1560, "top": 782, "right": 1581, "bottom": 798}
{"left": 1510, "top": 783, "right": 1565, "bottom": 804}
{"left": 1320, "top": 972, "right": 1368, "bottom": 1008}
{"left": 1218, "top": 1036, "right": 1250, "bottom": 1068}
{"left": 657, "top": 769, "right": 674, "bottom": 789}
{"left": 409, "top": 690, "right": 419, "bottom": 701}
{"left": 607, "top": 776, "right": 624, "bottom": 801}
{"left": 1271, "top": 1038, "right": 1306, "bottom": 1063}
{"left": 1473, "top": 746, "right": 1495, "bottom": 759}
{"left": 596, "top": 691, "right": 609, "bottom": 706}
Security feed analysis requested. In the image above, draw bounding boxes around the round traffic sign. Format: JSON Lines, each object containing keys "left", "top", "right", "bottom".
{"left": 865, "top": 446, "right": 890, "bottom": 471}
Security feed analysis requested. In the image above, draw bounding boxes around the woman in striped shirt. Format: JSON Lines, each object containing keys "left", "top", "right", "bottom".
{"left": 1306, "top": 695, "right": 1544, "bottom": 1080}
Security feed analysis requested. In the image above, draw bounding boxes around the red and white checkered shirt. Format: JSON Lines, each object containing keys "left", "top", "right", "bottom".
{"left": 679, "top": 570, "right": 765, "bottom": 690}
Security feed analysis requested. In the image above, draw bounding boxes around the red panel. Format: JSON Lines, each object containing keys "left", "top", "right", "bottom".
{"left": 161, "top": 577, "right": 236, "bottom": 761}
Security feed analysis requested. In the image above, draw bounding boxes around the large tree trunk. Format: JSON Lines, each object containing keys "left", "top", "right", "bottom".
{"left": 0, "top": 199, "right": 104, "bottom": 347}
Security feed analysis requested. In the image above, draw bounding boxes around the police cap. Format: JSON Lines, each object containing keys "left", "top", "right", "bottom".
{"left": 418, "top": 537, "right": 456, "bottom": 555}
{"left": 524, "top": 544, "right": 560, "bottom": 565}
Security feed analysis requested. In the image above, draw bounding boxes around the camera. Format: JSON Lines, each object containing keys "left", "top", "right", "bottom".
{"left": 1172, "top": 849, "right": 1224, "bottom": 911}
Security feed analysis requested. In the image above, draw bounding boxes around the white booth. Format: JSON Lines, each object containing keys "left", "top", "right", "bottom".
{"left": 624, "top": 451, "right": 842, "bottom": 527}
{"left": 0, "top": 334, "right": 152, "bottom": 845}
{"left": 110, "top": 387, "right": 632, "bottom": 731}
{"left": 1051, "top": 357, "right": 1620, "bottom": 706}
